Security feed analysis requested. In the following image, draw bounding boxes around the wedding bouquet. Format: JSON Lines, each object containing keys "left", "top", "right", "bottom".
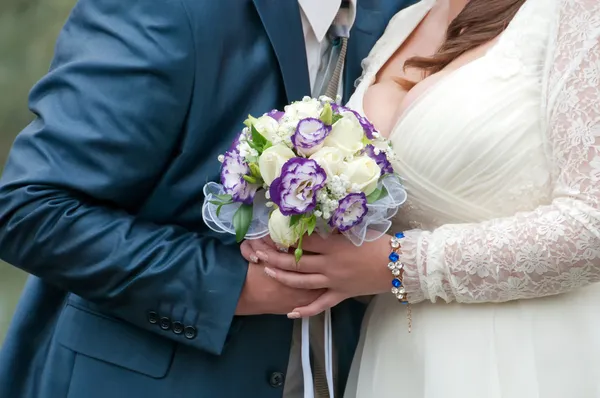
{"left": 202, "top": 96, "right": 407, "bottom": 257}
{"left": 202, "top": 96, "right": 406, "bottom": 398}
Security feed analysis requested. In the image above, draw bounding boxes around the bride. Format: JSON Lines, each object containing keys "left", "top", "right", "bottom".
{"left": 243, "top": 0, "right": 600, "bottom": 396}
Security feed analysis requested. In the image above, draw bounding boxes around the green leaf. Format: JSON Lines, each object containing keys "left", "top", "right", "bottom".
{"left": 320, "top": 102, "right": 333, "bottom": 125}
{"left": 233, "top": 204, "right": 253, "bottom": 243}
{"left": 306, "top": 215, "right": 317, "bottom": 236}
{"left": 246, "top": 139, "right": 261, "bottom": 152}
{"left": 242, "top": 175, "right": 258, "bottom": 184}
{"left": 214, "top": 194, "right": 233, "bottom": 202}
{"left": 208, "top": 199, "right": 233, "bottom": 207}
{"left": 216, "top": 204, "right": 224, "bottom": 217}
{"left": 251, "top": 124, "right": 268, "bottom": 149}
{"left": 331, "top": 113, "right": 344, "bottom": 124}
{"left": 289, "top": 214, "right": 303, "bottom": 228}
{"left": 362, "top": 135, "right": 372, "bottom": 147}
{"left": 366, "top": 186, "right": 388, "bottom": 204}
{"left": 243, "top": 115, "right": 258, "bottom": 129}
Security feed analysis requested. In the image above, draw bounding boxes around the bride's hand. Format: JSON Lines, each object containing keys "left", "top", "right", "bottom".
{"left": 240, "top": 237, "right": 279, "bottom": 264}
{"left": 248, "top": 234, "right": 392, "bottom": 318}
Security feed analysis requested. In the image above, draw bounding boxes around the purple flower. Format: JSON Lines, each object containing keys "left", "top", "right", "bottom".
{"left": 269, "top": 158, "right": 327, "bottom": 216}
{"left": 330, "top": 193, "right": 368, "bottom": 232}
{"left": 266, "top": 109, "right": 285, "bottom": 122}
{"left": 228, "top": 131, "right": 243, "bottom": 152}
{"left": 220, "top": 150, "right": 260, "bottom": 204}
{"left": 331, "top": 104, "right": 377, "bottom": 139}
{"left": 363, "top": 145, "right": 394, "bottom": 175}
{"left": 291, "top": 118, "right": 331, "bottom": 156}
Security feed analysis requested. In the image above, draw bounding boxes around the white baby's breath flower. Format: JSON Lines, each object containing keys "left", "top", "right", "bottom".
{"left": 284, "top": 98, "right": 322, "bottom": 120}
{"left": 318, "top": 191, "right": 328, "bottom": 202}
{"left": 217, "top": 155, "right": 225, "bottom": 163}
{"left": 314, "top": 210, "right": 323, "bottom": 218}
{"left": 266, "top": 202, "right": 274, "bottom": 208}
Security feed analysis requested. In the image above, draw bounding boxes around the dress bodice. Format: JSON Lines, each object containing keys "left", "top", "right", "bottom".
{"left": 347, "top": 0, "right": 554, "bottom": 231}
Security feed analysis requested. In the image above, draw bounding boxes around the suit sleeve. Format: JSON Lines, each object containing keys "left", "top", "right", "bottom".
{"left": 0, "top": 0, "right": 247, "bottom": 355}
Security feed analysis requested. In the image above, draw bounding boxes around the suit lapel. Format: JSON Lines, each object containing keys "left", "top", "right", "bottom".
{"left": 253, "top": 0, "right": 311, "bottom": 103}
{"left": 343, "top": 0, "right": 384, "bottom": 102}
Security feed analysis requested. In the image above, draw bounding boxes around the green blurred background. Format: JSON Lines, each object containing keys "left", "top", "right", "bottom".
{"left": 0, "top": 1, "right": 76, "bottom": 345}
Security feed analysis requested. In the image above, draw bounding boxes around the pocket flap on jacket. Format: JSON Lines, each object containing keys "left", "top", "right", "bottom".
{"left": 56, "top": 304, "right": 175, "bottom": 379}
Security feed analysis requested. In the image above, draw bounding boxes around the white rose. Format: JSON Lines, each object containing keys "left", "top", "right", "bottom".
{"left": 323, "top": 113, "right": 365, "bottom": 156}
{"left": 258, "top": 144, "right": 295, "bottom": 185}
{"left": 253, "top": 115, "right": 280, "bottom": 143}
{"left": 310, "top": 147, "right": 344, "bottom": 178}
{"left": 268, "top": 209, "right": 301, "bottom": 248}
{"left": 343, "top": 155, "right": 381, "bottom": 195}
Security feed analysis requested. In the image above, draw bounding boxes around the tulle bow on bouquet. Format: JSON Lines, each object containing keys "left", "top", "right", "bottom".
{"left": 202, "top": 96, "right": 406, "bottom": 398}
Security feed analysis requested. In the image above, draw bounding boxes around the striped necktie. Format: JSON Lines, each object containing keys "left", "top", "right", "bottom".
{"left": 314, "top": 4, "right": 351, "bottom": 102}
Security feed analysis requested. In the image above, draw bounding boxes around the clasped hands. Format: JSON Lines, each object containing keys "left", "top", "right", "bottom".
{"left": 239, "top": 233, "right": 391, "bottom": 318}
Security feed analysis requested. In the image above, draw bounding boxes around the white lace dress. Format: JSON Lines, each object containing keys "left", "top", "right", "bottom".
{"left": 344, "top": 0, "right": 600, "bottom": 396}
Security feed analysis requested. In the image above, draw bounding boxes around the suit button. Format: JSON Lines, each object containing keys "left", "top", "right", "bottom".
{"left": 184, "top": 326, "right": 197, "bottom": 340}
{"left": 172, "top": 321, "right": 184, "bottom": 335}
{"left": 147, "top": 311, "right": 159, "bottom": 324}
{"left": 269, "top": 372, "right": 285, "bottom": 388}
{"left": 159, "top": 317, "right": 171, "bottom": 330}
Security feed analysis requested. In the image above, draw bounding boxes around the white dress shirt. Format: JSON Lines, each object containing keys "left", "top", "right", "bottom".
{"left": 299, "top": 0, "right": 357, "bottom": 96}
{"left": 283, "top": 3, "right": 357, "bottom": 397}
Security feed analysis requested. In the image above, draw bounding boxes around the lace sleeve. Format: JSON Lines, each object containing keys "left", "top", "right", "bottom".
{"left": 401, "top": 0, "right": 600, "bottom": 304}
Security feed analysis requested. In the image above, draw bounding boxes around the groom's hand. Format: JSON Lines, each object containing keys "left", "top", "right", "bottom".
{"left": 235, "top": 262, "right": 325, "bottom": 316}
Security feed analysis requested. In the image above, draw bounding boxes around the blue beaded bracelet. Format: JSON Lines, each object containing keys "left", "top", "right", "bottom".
{"left": 388, "top": 232, "right": 408, "bottom": 303}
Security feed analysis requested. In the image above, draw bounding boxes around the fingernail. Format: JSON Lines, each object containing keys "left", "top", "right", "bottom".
{"left": 256, "top": 251, "right": 268, "bottom": 262}
{"left": 287, "top": 312, "right": 301, "bottom": 319}
{"left": 249, "top": 254, "right": 259, "bottom": 263}
{"left": 264, "top": 267, "right": 276, "bottom": 278}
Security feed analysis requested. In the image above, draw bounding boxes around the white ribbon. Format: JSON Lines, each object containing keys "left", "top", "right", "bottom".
{"left": 301, "top": 310, "right": 335, "bottom": 398}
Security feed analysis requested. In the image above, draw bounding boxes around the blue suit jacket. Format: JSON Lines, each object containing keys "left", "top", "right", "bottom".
{"left": 0, "top": 0, "right": 414, "bottom": 397}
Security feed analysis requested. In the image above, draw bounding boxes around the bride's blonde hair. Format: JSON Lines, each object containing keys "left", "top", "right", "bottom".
{"left": 397, "top": 0, "right": 526, "bottom": 89}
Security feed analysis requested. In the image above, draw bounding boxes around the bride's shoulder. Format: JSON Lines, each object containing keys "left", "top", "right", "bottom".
{"left": 355, "top": 0, "right": 435, "bottom": 87}
{"left": 370, "top": 0, "right": 434, "bottom": 52}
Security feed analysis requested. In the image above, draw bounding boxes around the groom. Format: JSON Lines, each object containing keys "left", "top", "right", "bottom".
{"left": 0, "top": 0, "right": 412, "bottom": 397}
